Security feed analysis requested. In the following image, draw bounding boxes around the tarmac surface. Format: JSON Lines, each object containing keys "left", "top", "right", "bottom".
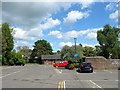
{"left": 0, "top": 64, "right": 119, "bottom": 90}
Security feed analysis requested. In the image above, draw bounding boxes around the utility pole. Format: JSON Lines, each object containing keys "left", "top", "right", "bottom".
{"left": 74, "top": 38, "right": 77, "bottom": 54}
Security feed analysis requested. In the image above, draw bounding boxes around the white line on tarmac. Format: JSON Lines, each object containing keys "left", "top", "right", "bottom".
{"left": 0, "top": 69, "right": 25, "bottom": 78}
{"left": 54, "top": 69, "right": 62, "bottom": 74}
{"left": 89, "top": 80, "right": 104, "bottom": 90}
{"left": 104, "top": 70, "right": 112, "bottom": 73}
{"left": 66, "top": 79, "right": 118, "bottom": 82}
{"left": 2, "top": 66, "right": 14, "bottom": 70}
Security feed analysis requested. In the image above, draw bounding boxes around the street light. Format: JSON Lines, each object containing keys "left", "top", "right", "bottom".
{"left": 74, "top": 38, "right": 77, "bottom": 54}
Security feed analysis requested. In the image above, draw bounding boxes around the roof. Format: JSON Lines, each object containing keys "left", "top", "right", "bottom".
{"left": 42, "top": 54, "right": 61, "bottom": 60}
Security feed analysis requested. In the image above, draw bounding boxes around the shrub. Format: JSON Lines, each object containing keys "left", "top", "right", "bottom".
{"left": 9, "top": 59, "right": 14, "bottom": 66}
{"left": 65, "top": 64, "right": 75, "bottom": 70}
{"left": 74, "top": 63, "right": 80, "bottom": 68}
{"left": 65, "top": 64, "right": 70, "bottom": 69}
{"left": 69, "top": 64, "right": 75, "bottom": 70}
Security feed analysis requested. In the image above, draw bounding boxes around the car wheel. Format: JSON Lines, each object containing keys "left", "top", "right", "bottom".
{"left": 90, "top": 70, "right": 93, "bottom": 73}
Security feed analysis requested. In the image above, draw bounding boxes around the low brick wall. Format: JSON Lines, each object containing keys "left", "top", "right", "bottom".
{"left": 85, "top": 56, "right": 119, "bottom": 70}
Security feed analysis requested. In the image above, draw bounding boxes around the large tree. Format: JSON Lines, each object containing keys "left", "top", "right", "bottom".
{"left": 61, "top": 45, "right": 74, "bottom": 60}
{"left": 61, "top": 44, "right": 84, "bottom": 61}
{"left": 2, "top": 23, "right": 14, "bottom": 65}
{"left": 97, "top": 24, "right": 120, "bottom": 59}
{"left": 2, "top": 23, "right": 14, "bottom": 64}
{"left": 30, "top": 40, "right": 53, "bottom": 64}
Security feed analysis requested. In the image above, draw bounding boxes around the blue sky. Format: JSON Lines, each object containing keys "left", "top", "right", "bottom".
{"left": 2, "top": 1, "right": 119, "bottom": 52}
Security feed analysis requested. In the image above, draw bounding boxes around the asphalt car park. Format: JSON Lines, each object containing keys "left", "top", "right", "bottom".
{"left": 1, "top": 64, "right": 119, "bottom": 89}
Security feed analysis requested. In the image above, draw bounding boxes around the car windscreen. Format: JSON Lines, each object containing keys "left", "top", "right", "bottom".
{"left": 82, "top": 62, "right": 91, "bottom": 66}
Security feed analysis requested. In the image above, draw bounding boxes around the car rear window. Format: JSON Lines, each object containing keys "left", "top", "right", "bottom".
{"left": 82, "top": 62, "right": 91, "bottom": 66}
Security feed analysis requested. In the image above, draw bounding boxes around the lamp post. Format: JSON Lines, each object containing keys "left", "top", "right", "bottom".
{"left": 74, "top": 38, "right": 77, "bottom": 54}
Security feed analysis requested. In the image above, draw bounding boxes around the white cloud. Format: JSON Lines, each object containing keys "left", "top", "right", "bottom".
{"left": 105, "top": 2, "right": 117, "bottom": 11}
{"left": 109, "top": 10, "right": 118, "bottom": 22}
{"left": 105, "top": 3, "right": 114, "bottom": 11}
{"left": 64, "top": 30, "right": 79, "bottom": 39}
{"left": 50, "top": 43, "right": 53, "bottom": 47}
{"left": 86, "top": 32, "right": 97, "bottom": 40}
{"left": 59, "top": 41, "right": 79, "bottom": 48}
{"left": 105, "top": 3, "right": 118, "bottom": 22}
{"left": 59, "top": 42, "right": 73, "bottom": 48}
{"left": 14, "top": 40, "right": 32, "bottom": 49}
{"left": 79, "top": 0, "right": 94, "bottom": 9}
{"left": 2, "top": 2, "right": 71, "bottom": 29}
{"left": 14, "top": 28, "right": 35, "bottom": 41}
{"left": 13, "top": 17, "right": 60, "bottom": 41}
{"left": 48, "top": 30, "right": 62, "bottom": 39}
{"left": 63, "top": 10, "right": 90, "bottom": 25}
{"left": 14, "top": 26, "right": 44, "bottom": 41}
{"left": 63, "top": 27, "right": 102, "bottom": 40}
{"left": 40, "top": 18, "right": 61, "bottom": 30}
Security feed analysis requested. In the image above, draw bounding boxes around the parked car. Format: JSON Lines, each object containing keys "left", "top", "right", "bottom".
{"left": 53, "top": 61, "right": 68, "bottom": 67}
{"left": 77, "top": 62, "right": 93, "bottom": 73}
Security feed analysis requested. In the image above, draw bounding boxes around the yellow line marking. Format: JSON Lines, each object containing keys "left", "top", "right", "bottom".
{"left": 58, "top": 81, "right": 65, "bottom": 90}
{"left": 61, "top": 81, "right": 64, "bottom": 89}
{"left": 58, "top": 81, "right": 61, "bottom": 90}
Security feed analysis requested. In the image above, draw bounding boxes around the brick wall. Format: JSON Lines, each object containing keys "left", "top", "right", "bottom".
{"left": 85, "top": 56, "right": 119, "bottom": 70}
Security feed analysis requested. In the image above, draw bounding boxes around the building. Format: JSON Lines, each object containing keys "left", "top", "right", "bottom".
{"left": 42, "top": 54, "right": 61, "bottom": 64}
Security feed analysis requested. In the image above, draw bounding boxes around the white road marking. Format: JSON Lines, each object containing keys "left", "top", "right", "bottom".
{"left": 66, "top": 80, "right": 118, "bottom": 82}
{"left": 2, "top": 66, "right": 14, "bottom": 70}
{"left": 89, "top": 80, "right": 104, "bottom": 89}
{"left": 54, "top": 69, "right": 62, "bottom": 74}
{"left": 0, "top": 69, "right": 25, "bottom": 78}
{"left": 104, "top": 70, "right": 112, "bottom": 73}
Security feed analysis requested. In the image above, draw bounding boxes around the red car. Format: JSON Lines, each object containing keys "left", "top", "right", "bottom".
{"left": 53, "top": 61, "right": 68, "bottom": 67}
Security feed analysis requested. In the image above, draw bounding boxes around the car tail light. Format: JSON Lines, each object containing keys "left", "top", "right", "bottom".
{"left": 80, "top": 65, "right": 83, "bottom": 68}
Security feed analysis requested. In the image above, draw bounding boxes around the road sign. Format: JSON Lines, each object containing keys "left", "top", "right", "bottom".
{"left": 74, "top": 54, "right": 78, "bottom": 58}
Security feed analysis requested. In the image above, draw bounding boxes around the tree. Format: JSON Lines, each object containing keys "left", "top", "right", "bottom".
{"left": 97, "top": 24, "right": 120, "bottom": 59}
{"left": 30, "top": 40, "right": 53, "bottom": 64}
{"left": 83, "top": 46, "right": 96, "bottom": 57}
{"left": 2, "top": 23, "right": 14, "bottom": 65}
{"left": 95, "top": 45, "right": 102, "bottom": 56}
{"left": 61, "top": 44, "right": 84, "bottom": 61}
{"left": 16, "top": 46, "right": 32, "bottom": 61}
{"left": 57, "top": 50, "right": 61, "bottom": 54}
{"left": 61, "top": 45, "right": 74, "bottom": 60}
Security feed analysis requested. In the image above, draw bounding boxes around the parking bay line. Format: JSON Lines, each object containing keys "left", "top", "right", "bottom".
{"left": 0, "top": 69, "right": 25, "bottom": 78}
{"left": 89, "top": 80, "right": 104, "bottom": 90}
{"left": 54, "top": 69, "right": 62, "bottom": 74}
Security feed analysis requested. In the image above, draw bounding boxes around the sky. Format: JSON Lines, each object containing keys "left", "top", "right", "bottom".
{"left": 1, "top": 0, "right": 119, "bottom": 52}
